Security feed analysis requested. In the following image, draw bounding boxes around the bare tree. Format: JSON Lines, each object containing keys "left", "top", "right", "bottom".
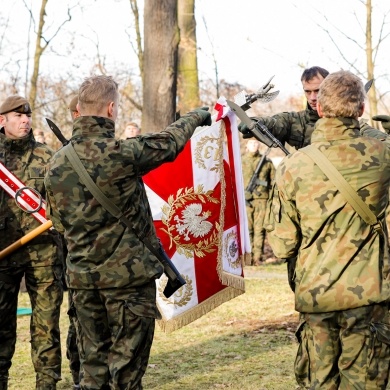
{"left": 177, "top": 0, "right": 200, "bottom": 114}
{"left": 313, "top": 0, "right": 390, "bottom": 125}
{"left": 26, "top": 0, "right": 73, "bottom": 122}
{"left": 129, "top": 0, "right": 144, "bottom": 81}
{"left": 142, "top": 0, "right": 179, "bottom": 132}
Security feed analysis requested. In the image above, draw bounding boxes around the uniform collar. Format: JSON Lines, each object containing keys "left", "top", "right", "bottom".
{"left": 0, "top": 127, "right": 34, "bottom": 151}
{"left": 311, "top": 117, "right": 360, "bottom": 143}
{"left": 71, "top": 116, "right": 116, "bottom": 139}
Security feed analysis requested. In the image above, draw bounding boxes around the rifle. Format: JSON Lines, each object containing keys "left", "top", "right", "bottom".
{"left": 246, "top": 146, "right": 271, "bottom": 197}
{"left": 46, "top": 118, "right": 185, "bottom": 298}
{"left": 226, "top": 76, "right": 290, "bottom": 156}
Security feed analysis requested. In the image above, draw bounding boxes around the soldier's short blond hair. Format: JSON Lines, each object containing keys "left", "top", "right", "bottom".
{"left": 318, "top": 70, "right": 365, "bottom": 118}
{"left": 78, "top": 75, "right": 119, "bottom": 113}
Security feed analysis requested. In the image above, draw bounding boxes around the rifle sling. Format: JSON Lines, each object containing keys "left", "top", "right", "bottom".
{"left": 301, "top": 145, "right": 383, "bottom": 234}
{"left": 62, "top": 143, "right": 162, "bottom": 260}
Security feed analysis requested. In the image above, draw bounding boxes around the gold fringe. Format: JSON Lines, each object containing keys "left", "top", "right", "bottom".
{"left": 157, "top": 286, "right": 244, "bottom": 333}
{"left": 220, "top": 270, "right": 246, "bottom": 291}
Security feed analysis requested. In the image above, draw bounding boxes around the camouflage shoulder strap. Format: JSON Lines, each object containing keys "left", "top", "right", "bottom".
{"left": 62, "top": 142, "right": 186, "bottom": 298}
{"left": 301, "top": 145, "right": 382, "bottom": 233}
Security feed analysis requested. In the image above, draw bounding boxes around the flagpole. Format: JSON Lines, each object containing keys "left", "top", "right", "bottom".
{"left": 0, "top": 220, "right": 53, "bottom": 260}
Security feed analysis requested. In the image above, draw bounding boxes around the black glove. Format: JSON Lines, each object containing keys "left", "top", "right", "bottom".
{"left": 372, "top": 115, "right": 390, "bottom": 134}
{"left": 190, "top": 106, "right": 212, "bottom": 127}
{"left": 238, "top": 121, "right": 255, "bottom": 139}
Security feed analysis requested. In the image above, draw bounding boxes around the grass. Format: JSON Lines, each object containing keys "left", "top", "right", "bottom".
{"left": 9, "top": 262, "right": 300, "bottom": 389}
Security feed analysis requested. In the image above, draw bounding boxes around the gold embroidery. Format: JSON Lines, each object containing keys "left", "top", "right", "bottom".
{"left": 161, "top": 185, "right": 220, "bottom": 258}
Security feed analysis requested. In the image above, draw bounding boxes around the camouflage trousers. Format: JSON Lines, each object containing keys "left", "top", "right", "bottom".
{"left": 295, "top": 304, "right": 390, "bottom": 389}
{"left": 246, "top": 198, "right": 268, "bottom": 264}
{"left": 71, "top": 281, "right": 159, "bottom": 390}
{"left": 0, "top": 265, "right": 63, "bottom": 390}
{"left": 66, "top": 291, "right": 81, "bottom": 386}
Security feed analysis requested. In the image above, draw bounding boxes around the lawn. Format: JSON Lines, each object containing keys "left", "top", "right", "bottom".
{"left": 10, "top": 262, "right": 300, "bottom": 389}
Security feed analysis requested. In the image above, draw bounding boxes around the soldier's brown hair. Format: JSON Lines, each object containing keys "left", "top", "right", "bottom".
{"left": 78, "top": 75, "right": 119, "bottom": 114}
{"left": 318, "top": 70, "right": 365, "bottom": 118}
{"left": 301, "top": 66, "right": 329, "bottom": 82}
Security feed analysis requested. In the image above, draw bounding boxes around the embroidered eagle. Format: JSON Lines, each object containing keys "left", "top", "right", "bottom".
{"left": 174, "top": 203, "right": 213, "bottom": 241}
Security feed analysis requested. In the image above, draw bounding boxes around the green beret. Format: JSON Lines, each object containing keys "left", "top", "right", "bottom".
{"left": 0, "top": 95, "right": 32, "bottom": 115}
{"left": 68, "top": 96, "right": 78, "bottom": 112}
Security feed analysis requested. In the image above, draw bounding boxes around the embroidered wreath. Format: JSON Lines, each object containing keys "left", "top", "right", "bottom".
{"left": 160, "top": 185, "right": 220, "bottom": 258}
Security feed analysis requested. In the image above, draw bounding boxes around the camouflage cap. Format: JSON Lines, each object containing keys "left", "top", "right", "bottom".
{"left": 68, "top": 96, "right": 78, "bottom": 112}
{"left": 0, "top": 95, "right": 32, "bottom": 115}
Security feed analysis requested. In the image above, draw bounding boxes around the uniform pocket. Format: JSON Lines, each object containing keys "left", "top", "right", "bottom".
{"left": 144, "top": 133, "right": 171, "bottom": 150}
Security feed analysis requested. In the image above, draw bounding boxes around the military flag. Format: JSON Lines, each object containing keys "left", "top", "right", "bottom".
{"left": 144, "top": 98, "right": 250, "bottom": 332}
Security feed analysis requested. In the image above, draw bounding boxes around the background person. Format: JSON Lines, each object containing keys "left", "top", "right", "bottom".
{"left": 44, "top": 75, "right": 212, "bottom": 390}
{"left": 33, "top": 129, "right": 46, "bottom": 144}
{"left": 0, "top": 95, "right": 63, "bottom": 390}
{"left": 123, "top": 121, "right": 141, "bottom": 138}
{"left": 242, "top": 139, "right": 275, "bottom": 265}
{"left": 266, "top": 70, "right": 390, "bottom": 389}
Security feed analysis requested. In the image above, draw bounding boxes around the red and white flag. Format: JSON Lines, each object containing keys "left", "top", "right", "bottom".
{"left": 144, "top": 97, "right": 250, "bottom": 332}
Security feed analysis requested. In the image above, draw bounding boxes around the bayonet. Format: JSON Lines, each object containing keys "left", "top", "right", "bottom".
{"left": 364, "top": 79, "right": 374, "bottom": 93}
{"left": 45, "top": 118, "right": 68, "bottom": 145}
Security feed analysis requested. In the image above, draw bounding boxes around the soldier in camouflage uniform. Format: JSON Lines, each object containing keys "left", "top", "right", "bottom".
{"left": 44, "top": 75, "right": 212, "bottom": 390}
{"left": 242, "top": 139, "right": 275, "bottom": 265}
{"left": 239, "top": 66, "right": 390, "bottom": 148}
{"left": 371, "top": 115, "right": 390, "bottom": 242}
{"left": 0, "top": 96, "right": 64, "bottom": 390}
{"left": 65, "top": 96, "right": 81, "bottom": 390}
{"left": 266, "top": 70, "right": 390, "bottom": 389}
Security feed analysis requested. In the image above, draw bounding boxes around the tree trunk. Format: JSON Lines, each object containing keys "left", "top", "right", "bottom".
{"left": 365, "top": 0, "right": 378, "bottom": 127}
{"left": 29, "top": 0, "right": 48, "bottom": 123}
{"left": 142, "top": 0, "right": 179, "bottom": 132}
{"left": 177, "top": 0, "right": 200, "bottom": 114}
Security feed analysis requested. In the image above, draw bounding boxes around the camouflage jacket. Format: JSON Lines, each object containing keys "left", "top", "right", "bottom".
{"left": 255, "top": 103, "right": 390, "bottom": 150}
{"left": 241, "top": 151, "right": 275, "bottom": 199}
{"left": 0, "top": 129, "right": 60, "bottom": 266}
{"left": 255, "top": 103, "right": 320, "bottom": 150}
{"left": 44, "top": 112, "right": 207, "bottom": 290}
{"left": 266, "top": 117, "right": 390, "bottom": 313}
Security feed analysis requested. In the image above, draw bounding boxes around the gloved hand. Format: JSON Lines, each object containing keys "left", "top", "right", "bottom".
{"left": 190, "top": 106, "right": 212, "bottom": 127}
{"left": 372, "top": 115, "right": 390, "bottom": 134}
{"left": 238, "top": 121, "right": 254, "bottom": 139}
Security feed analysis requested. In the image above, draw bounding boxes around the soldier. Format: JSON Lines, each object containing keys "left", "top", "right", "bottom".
{"left": 0, "top": 96, "right": 63, "bottom": 390}
{"left": 242, "top": 139, "right": 275, "bottom": 265}
{"left": 239, "top": 66, "right": 390, "bottom": 148}
{"left": 33, "top": 129, "right": 46, "bottom": 144}
{"left": 123, "top": 121, "right": 141, "bottom": 138}
{"left": 66, "top": 95, "right": 81, "bottom": 390}
{"left": 44, "top": 75, "right": 212, "bottom": 390}
{"left": 266, "top": 70, "right": 390, "bottom": 388}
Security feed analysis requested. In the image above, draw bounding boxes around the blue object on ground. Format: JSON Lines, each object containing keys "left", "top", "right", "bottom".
{"left": 17, "top": 307, "right": 32, "bottom": 316}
